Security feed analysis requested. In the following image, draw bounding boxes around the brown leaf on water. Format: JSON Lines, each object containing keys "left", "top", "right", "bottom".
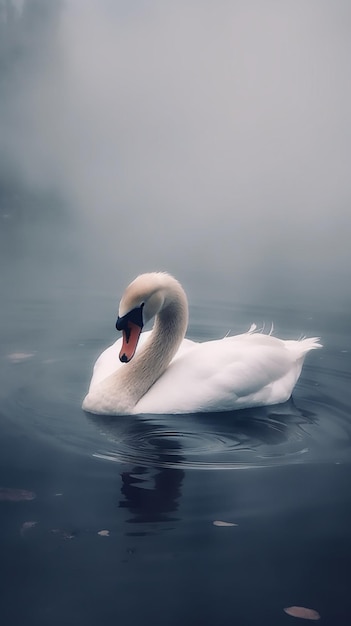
{"left": 284, "top": 606, "right": 321, "bottom": 620}
{"left": 213, "top": 520, "right": 238, "bottom": 527}
{"left": 20, "top": 521, "right": 37, "bottom": 535}
{"left": 0, "top": 488, "right": 36, "bottom": 502}
{"left": 98, "top": 530, "right": 110, "bottom": 537}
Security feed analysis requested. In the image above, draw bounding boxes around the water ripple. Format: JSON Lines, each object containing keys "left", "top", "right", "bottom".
{"left": 2, "top": 344, "right": 351, "bottom": 471}
{"left": 90, "top": 394, "right": 349, "bottom": 470}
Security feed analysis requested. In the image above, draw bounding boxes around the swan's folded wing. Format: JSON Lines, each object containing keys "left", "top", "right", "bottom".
{"left": 135, "top": 335, "right": 298, "bottom": 414}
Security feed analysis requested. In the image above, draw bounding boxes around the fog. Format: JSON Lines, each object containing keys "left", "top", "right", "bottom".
{"left": 1, "top": 0, "right": 351, "bottom": 309}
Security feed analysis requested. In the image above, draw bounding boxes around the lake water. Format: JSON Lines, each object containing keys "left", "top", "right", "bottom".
{"left": 1, "top": 283, "right": 351, "bottom": 626}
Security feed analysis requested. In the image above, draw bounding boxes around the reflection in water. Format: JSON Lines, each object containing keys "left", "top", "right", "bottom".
{"left": 90, "top": 415, "right": 185, "bottom": 528}
{"left": 119, "top": 464, "right": 184, "bottom": 526}
{"left": 88, "top": 399, "right": 317, "bottom": 472}
{"left": 86, "top": 402, "right": 318, "bottom": 531}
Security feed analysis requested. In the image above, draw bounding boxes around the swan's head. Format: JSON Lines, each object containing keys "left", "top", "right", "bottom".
{"left": 116, "top": 273, "right": 167, "bottom": 363}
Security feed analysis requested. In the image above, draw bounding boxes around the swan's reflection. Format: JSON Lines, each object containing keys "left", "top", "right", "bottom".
{"left": 88, "top": 399, "right": 317, "bottom": 471}
{"left": 87, "top": 401, "right": 316, "bottom": 529}
{"left": 119, "top": 462, "right": 184, "bottom": 526}
{"left": 88, "top": 414, "right": 186, "bottom": 526}
{"left": 119, "top": 414, "right": 185, "bottom": 525}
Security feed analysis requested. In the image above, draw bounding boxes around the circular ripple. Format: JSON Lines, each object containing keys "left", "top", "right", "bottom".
{"left": 90, "top": 353, "right": 351, "bottom": 470}
{"left": 3, "top": 347, "right": 351, "bottom": 471}
{"left": 90, "top": 398, "right": 335, "bottom": 470}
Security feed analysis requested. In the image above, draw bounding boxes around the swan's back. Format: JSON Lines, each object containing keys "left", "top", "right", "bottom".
{"left": 134, "top": 333, "right": 321, "bottom": 414}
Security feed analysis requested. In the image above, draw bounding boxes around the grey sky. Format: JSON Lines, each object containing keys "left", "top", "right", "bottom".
{"left": 3, "top": 0, "right": 351, "bottom": 306}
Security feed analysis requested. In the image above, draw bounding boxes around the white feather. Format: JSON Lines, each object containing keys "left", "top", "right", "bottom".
{"left": 83, "top": 273, "right": 322, "bottom": 415}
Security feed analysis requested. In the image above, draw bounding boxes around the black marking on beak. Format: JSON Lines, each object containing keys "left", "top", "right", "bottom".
{"left": 116, "top": 303, "right": 144, "bottom": 334}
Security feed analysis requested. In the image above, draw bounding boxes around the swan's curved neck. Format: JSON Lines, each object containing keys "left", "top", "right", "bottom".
{"left": 100, "top": 278, "right": 188, "bottom": 413}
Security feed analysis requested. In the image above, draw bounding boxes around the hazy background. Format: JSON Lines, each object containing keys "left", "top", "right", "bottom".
{"left": 1, "top": 0, "right": 350, "bottom": 310}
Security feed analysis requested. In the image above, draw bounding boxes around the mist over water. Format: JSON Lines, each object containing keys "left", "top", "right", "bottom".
{"left": 1, "top": 0, "right": 350, "bottom": 309}
{"left": 2, "top": 6, "right": 351, "bottom": 626}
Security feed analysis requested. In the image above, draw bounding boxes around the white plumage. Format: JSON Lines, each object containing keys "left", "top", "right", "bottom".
{"left": 82, "top": 273, "right": 321, "bottom": 415}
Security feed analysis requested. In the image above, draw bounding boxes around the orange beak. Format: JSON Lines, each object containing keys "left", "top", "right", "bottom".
{"left": 119, "top": 320, "right": 142, "bottom": 363}
{"left": 116, "top": 304, "right": 144, "bottom": 363}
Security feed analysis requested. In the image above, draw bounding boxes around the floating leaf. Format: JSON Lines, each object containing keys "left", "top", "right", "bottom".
{"left": 51, "top": 529, "right": 75, "bottom": 540}
{"left": 0, "top": 488, "right": 36, "bottom": 502}
{"left": 98, "top": 530, "right": 110, "bottom": 537}
{"left": 7, "top": 352, "right": 35, "bottom": 363}
{"left": 20, "top": 521, "right": 37, "bottom": 535}
{"left": 213, "top": 520, "right": 238, "bottom": 527}
{"left": 284, "top": 606, "right": 320, "bottom": 620}
{"left": 63, "top": 532, "right": 75, "bottom": 540}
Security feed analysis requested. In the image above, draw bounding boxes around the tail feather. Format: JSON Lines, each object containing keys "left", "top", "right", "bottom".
{"left": 285, "top": 337, "right": 322, "bottom": 355}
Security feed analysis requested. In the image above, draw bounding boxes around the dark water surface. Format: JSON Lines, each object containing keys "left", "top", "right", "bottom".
{"left": 1, "top": 290, "right": 351, "bottom": 626}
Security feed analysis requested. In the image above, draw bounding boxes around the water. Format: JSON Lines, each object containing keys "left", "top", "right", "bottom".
{"left": 1, "top": 286, "right": 351, "bottom": 626}
{"left": 1, "top": 1, "right": 351, "bottom": 621}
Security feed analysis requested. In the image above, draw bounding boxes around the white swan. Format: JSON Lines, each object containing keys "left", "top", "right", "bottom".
{"left": 82, "top": 272, "right": 322, "bottom": 415}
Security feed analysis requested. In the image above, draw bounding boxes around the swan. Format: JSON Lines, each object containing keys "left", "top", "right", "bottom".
{"left": 82, "top": 272, "right": 322, "bottom": 415}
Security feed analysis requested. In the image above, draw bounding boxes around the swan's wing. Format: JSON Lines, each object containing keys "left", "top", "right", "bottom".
{"left": 135, "top": 334, "right": 301, "bottom": 414}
